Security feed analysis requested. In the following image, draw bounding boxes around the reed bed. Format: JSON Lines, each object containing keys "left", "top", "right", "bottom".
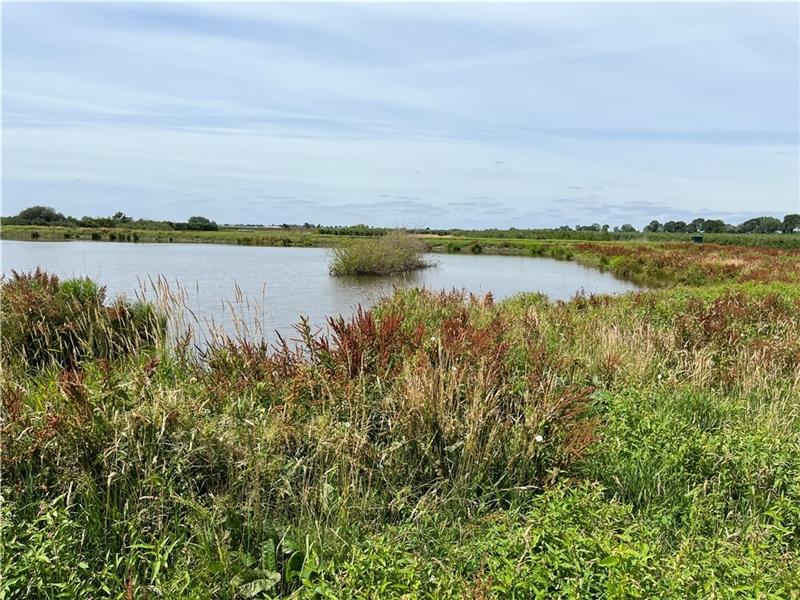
{"left": 2, "top": 264, "right": 799, "bottom": 598}
{"left": 329, "top": 230, "right": 432, "bottom": 276}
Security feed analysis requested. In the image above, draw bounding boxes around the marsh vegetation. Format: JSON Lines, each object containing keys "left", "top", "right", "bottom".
{"left": 328, "top": 230, "right": 432, "bottom": 276}
{"left": 2, "top": 243, "right": 800, "bottom": 598}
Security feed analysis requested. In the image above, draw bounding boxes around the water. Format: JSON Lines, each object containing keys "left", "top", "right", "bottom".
{"left": 2, "top": 240, "right": 639, "bottom": 342}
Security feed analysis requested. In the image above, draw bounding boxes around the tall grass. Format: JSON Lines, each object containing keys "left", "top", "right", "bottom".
{"left": 1, "top": 269, "right": 163, "bottom": 369}
{"left": 328, "top": 230, "right": 432, "bottom": 276}
{"left": 2, "top": 265, "right": 800, "bottom": 597}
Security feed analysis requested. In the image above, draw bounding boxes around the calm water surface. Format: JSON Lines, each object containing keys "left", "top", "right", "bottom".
{"left": 2, "top": 240, "right": 639, "bottom": 342}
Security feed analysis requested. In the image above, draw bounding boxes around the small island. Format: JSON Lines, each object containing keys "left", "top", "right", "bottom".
{"left": 329, "top": 230, "right": 433, "bottom": 276}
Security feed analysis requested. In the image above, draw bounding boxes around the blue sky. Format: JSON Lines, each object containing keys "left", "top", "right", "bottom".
{"left": 2, "top": 2, "right": 798, "bottom": 228}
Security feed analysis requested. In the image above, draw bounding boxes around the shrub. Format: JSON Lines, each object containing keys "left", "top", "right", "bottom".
{"left": 329, "top": 231, "right": 432, "bottom": 276}
{"left": 9, "top": 205, "right": 70, "bottom": 226}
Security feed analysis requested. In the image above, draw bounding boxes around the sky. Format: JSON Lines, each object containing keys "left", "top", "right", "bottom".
{"left": 2, "top": 2, "right": 799, "bottom": 229}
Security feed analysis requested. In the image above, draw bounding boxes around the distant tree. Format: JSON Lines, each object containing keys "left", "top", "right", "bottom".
{"left": 738, "top": 216, "right": 782, "bottom": 234}
{"left": 132, "top": 219, "right": 172, "bottom": 231}
{"left": 702, "top": 219, "right": 727, "bottom": 233}
{"left": 662, "top": 220, "right": 688, "bottom": 233}
{"left": 643, "top": 220, "right": 662, "bottom": 232}
{"left": 619, "top": 224, "right": 636, "bottom": 232}
{"left": 757, "top": 217, "right": 782, "bottom": 233}
{"left": 112, "top": 211, "right": 132, "bottom": 224}
{"left": 601, "top": 224, "right": 610, "bottom": 232}
{"left": 782, "top": 213, "right": 800, "bottom": 234}
{"left": 687, "top": 218, "right": 705, "bottom": 233}
{"left": 11, "top": 205, "right": 69, "bottom": 226}
{"left": 187, "top": 216, "right": 219, "bottom": 231}
{"left": 78, "top": 216, "right": 100, "bottom": 228}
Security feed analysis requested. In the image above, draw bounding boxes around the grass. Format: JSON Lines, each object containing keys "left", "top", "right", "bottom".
{"left": 0, "top": 224, "right": 337, "bottom": 247}
{"left": 2, "top": 244, "right": 800, "bottom": 598}
{"left": 569, "top": 241, "right": 800, "bottom": 286}
{"left": 328, "top": 230, "right": 432, "bottom": 276}
{"left": 5, "top": 223, "right": 800, "bottom": 250}
{"left": 1, "top": 269, "right": 163, "bottom": 369}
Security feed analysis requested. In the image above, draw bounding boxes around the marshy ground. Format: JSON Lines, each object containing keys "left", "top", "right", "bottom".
{"left": 2, "top": 242, "right": 800, "bottom": 598}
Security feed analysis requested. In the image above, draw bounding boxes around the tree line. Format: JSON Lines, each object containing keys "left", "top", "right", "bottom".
{"left": 3, "top": 205, "right": 799, "bottom": 236}
{"left": 642, "top": 215, "right": 800, "bottom": 235}
{"left": 2, "top": 206, "right": 219, "bottom": 231}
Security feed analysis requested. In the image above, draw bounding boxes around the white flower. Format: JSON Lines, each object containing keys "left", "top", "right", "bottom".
{"left": 534, "top": 435, "right": 544, "bottom": 443}
{"left": 430, "top": 336, "right": 437, "bottom": 342}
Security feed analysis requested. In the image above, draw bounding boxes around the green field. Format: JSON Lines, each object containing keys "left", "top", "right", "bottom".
{"left": 2, "top": 243, "right": 800, "bottom": 598}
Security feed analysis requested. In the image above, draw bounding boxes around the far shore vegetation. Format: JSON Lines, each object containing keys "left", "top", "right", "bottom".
{"left": 3, "top": 214, "right": 800, "bottom": 289}
{"left": 3, "top": 204, "right": 800, "bottom": 240}
{"left": 2, "top": 205, "right": 221, "bottom": 231}
{"left": 328, "top": 230, "right": 432, "bottom": 276}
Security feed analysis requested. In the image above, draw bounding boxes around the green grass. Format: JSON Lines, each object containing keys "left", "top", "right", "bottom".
{"left": 2, "top": 253, "right": 800, "bottom": 597}
{"left": 0, "top": 224, "right": 338, "bottom": 247}
{"left": 5, "top": 223, "right": 800, "bottom": 250}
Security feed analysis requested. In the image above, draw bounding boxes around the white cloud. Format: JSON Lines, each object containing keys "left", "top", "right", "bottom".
{"left": 2, "top": 2, "right": 798, "bottom": 227}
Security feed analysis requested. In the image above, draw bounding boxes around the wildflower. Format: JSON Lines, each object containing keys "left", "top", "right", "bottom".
{"left": 534, "top": 435, "right": 544, "bottom": 443}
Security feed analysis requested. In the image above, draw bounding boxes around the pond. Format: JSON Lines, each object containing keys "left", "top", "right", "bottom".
{"left": 2, "top": 240, "right": 640, "bottom": 342}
